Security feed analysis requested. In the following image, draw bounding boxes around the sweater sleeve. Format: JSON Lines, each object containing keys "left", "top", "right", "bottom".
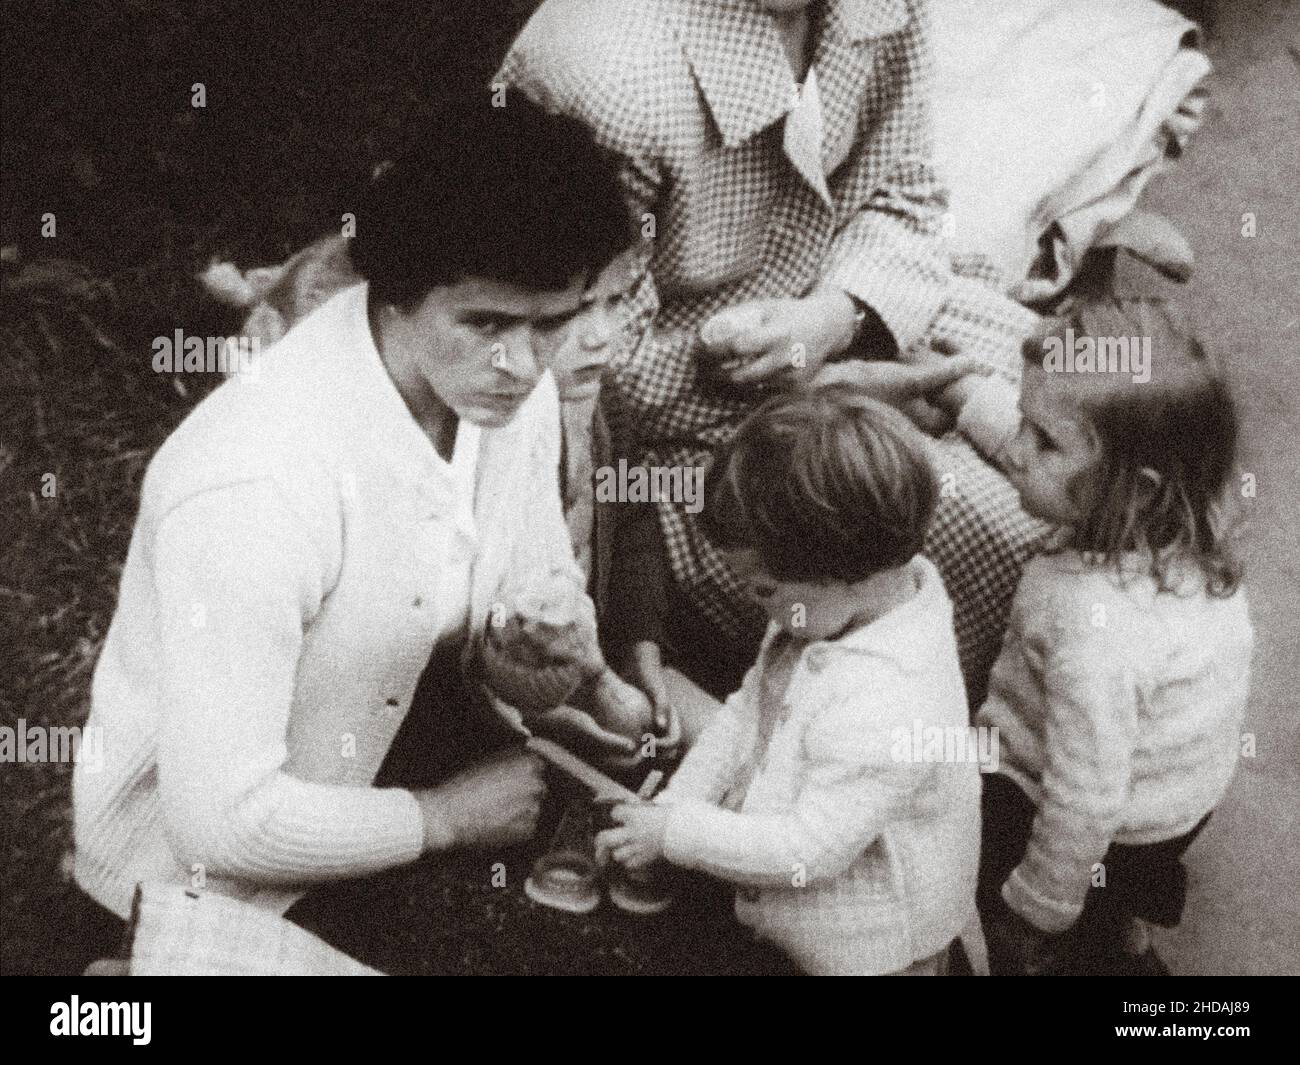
{"left": 1001, "top": 602, "right": 1139, "bottom": 933}
{"left": 662, "top": 665, "right": 922, "bottom": 888}
{"left": 655, "top": 658, "right": 763, "bottom": 806}
{"left": 152, "top": 479, "right": 428, "bottom": 885}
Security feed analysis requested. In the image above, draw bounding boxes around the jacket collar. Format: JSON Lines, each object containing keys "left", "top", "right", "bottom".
{"left": 669, "top": 0, "right": 910, "bottom": 149}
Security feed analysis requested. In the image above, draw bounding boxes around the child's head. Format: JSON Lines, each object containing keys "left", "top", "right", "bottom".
{"left": 1007, "top": 298, "right": 1241, "bottom": 595}
{"left": 703, "top": 384, "right": 938, "bottom": 638}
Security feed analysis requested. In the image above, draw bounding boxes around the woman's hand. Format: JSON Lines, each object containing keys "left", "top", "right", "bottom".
{"left": 595, "top": 802, "right": 670, "bottom": 871}
{"left": 417, "top": 750, "right": 546, "bottom": 851}
{"left": 697, "top": 290, "right": 860, "bottom": 389}
{"left": 812, "top": 351, "right": 993, "bottom": 434}
{"left": 617, "top": 641, "right": 682, "bottom": 754}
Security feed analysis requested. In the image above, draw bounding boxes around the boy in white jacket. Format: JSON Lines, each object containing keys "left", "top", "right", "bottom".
{"left": 597, "top": 385, "right": 981, "bottom": 975}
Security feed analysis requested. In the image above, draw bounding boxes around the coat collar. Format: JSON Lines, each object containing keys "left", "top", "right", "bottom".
{"left": 669, "top": 0, "right": 910, "bottom": 149}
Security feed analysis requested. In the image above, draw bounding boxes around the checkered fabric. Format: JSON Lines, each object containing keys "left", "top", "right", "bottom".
{"left": 501, "top": 0, "right": 1047, "bottom": 692}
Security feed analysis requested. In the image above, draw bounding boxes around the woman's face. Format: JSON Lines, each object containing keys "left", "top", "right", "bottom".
{"left": 396, "top": 249, "right": 641, "bottom": 428}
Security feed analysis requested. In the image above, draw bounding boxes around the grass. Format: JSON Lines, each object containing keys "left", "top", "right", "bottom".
{"left": 1, "top": 0, "right": 792, "bottom": 976}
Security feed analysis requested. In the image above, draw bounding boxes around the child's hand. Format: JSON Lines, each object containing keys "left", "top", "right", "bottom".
{"left": 595, "top": 802, "right": 669, "bottom": 871}
{"left": 698, "top": 291, "right": 859, "bottom": 389}
{"left": 985, "top": 900, "right": 1062, "bottom": 976}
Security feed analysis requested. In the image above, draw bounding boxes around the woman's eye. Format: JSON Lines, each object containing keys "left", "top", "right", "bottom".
{"left": 463, "top": 316, "right": 505, "bottom": 337}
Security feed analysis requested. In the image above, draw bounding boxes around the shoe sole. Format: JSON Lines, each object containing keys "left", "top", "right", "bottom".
{"left": 524, "top": 875, "right": 600, "bottom": 915}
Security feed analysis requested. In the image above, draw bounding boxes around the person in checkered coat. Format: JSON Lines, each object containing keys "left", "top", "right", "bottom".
{"left": 499, "top": 0, "right": 1047, "bottom": 703}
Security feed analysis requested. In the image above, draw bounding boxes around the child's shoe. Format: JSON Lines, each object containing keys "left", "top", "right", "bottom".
{"left": 524, "top": 799, "right": 601, "bottom": 915}
{"left": 593, "top": 797, "right": 675, "bottom": 916}
{"left": 606, "top": 863, "right": 675, "bottom": 917}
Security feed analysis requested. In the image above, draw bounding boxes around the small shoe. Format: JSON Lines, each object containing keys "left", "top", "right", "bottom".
{"left": 524, "top": 850, "right": 601, "bottom": 915}
{"left": 524, "top": 800, "right": 600, "bottom": 915}
{"left": 606, "top": 862, "right": 675, "bottom": 917}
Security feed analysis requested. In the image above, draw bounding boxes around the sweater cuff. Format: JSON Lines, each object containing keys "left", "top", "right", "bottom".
{"left": 1001, "top": 866, "right": 1083, "bottom": 934}
{"left": 956, "top": 375, "right": 1021, "bottom": 463}
{"left": 414, "top": 789, "right": 458, "bottom": 853}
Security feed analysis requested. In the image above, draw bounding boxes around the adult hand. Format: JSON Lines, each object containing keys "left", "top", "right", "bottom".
{"left": 417, "top": 749, "right": 546, "bottom": 850}
{"left": 812, "top": 352, "right": 993, "bottom": 433}
{"left": 529, "top": 703, "right": 639, "bottom": 760}
{"left": 618, "top": 641, "right": 682, "bottom": 754}
{"left": 697, "top": 289, "right": 859, "bottom": 389}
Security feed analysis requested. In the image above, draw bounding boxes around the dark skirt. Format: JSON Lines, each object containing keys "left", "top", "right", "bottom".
{"left": 979, "top": 773, "right": 1209, "bottom": 934}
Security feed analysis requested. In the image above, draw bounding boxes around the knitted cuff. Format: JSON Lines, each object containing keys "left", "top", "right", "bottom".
{"left": 1001, "top": 867, "right": 1083, "bottom": 935}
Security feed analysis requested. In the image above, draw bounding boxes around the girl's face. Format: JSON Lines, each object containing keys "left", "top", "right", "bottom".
{"left": 723, "top": 547, "right": 871, "bottom": 641}
{"left": 1002, "top": 364, "right": 1100, "bottom": 526}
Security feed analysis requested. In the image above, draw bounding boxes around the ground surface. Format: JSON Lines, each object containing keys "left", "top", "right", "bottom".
{"left": 2, "top": 0, "right": 1297, "bottom": 975}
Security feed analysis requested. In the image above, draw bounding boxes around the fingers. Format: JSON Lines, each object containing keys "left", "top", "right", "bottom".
{"left": 698, "top": 302, "right": 774, "bottom": 354}
{"left": 902, "top": 398, "right": 953, "bottom": 436}
{"left": 727, "top": 345, "right": 797, "bottom": 384}
{"left": 538, "top": 706, "right": 638, "bottom": 753}
{"left": 898, "top": 355, "right": 992, "bottom": 396}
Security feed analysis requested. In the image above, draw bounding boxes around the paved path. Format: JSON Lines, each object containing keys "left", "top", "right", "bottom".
{"left": 1141, "top": 0, "right": 1300, "bottom": 975}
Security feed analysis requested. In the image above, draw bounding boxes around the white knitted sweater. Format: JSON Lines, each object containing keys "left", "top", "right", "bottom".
{"left": 74, "top": 283, "right": 579, "bottom": 918}
{"left": 658, "top": 557, "right": 981, "bottom": 975}
{"left": 976, "top": 551, "right": 1253, "bottom": 933}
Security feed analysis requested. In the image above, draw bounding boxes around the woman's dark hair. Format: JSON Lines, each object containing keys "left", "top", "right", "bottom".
{"left": 702, "top": 385, "right": 939, "bottom": 584}
{"left": 348, "top": 91, "right": 633, "bottom": 309}
{"left": 1025, "top": 299, "right": 1242, "bottom": 597}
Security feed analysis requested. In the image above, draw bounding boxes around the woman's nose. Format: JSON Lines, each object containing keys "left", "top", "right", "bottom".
{"left": 493, "top": 337, "right": 542, "bottom": 383}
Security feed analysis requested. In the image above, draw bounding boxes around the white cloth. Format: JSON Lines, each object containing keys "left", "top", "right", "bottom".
{"left": 930, "top": 0, "right": 1210, "bottom": 291}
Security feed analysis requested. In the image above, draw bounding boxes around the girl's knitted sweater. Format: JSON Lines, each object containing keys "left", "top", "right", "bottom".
{"left": 976, "top": 551, "right": 1253, "bottom": 932}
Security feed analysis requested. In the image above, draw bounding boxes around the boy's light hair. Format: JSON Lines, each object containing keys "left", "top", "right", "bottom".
{"left": 702, "top": 384, "right": 938, "bottom": 584}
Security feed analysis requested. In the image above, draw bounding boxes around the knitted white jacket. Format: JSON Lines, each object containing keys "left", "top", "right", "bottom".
{"left": 659, "top": 557, "right": 981, "bottom": 975}
{"left": 74, "top": 283, "right": 580, "bottom": 918}
{"left": 976, "top": 551, "right": 1253, "bottom": 933}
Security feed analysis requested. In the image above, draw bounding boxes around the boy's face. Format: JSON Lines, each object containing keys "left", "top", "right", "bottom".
{"left": 403, "top": 248, "right": 640, "bottom": 427}
{"left": 1002, "top": 363, "right": 1100, "bottom": 526}
{"left": 547, "top": 249, "right": 645, "bottom": 400}
{"left": 723, "top": 547, "right": 867, "bottom": 641}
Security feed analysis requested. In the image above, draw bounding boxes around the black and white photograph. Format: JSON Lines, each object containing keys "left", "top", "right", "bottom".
{"left": 1, "top": 0, "right": 1296, "bottom": 1006}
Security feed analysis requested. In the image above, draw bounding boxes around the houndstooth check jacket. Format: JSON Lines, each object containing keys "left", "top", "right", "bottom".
{"left": 500, "top": 0, "right": 1046, "bottom": 695}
